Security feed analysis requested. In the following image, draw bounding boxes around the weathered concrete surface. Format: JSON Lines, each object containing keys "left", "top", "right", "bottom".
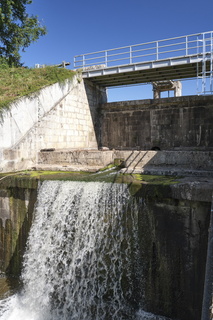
{"left": 37, "top": 149, "right": 115, "bottom": 171}
{"left": 118, "top": 150, "right": 213, "bottom": 176}
{"left": 38, "top": 149, "right": 213, "bottom": 177}
{"left": 136, "top": 193, "right": 211, "bottom": 320}
{"left": 101, "top": 95, "right": 213, "bottom": 151}
{"left": 0, "top": 186, "right": 37, "bottom": 275}
{"left": 201, "top": 195, "right": 213, "bottom": 320}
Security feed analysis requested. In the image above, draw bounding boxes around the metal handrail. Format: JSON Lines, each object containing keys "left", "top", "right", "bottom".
{"left": 74, "top": 31, "right": 213, "bottom": 69}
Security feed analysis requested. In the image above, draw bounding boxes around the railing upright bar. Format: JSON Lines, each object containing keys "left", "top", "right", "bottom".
{"left": 186, "top": 36, "right": 188, "bottom": 55}
{"left": 156, "top": 41, "right": 159, "bottom": 60}
{"left": 130, "top": 46, "right": 132, "bottom": 64}
{"left": 105, "top": 51, "right": 108, "bottom": 67}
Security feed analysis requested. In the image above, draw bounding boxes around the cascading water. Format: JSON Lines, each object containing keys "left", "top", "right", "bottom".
{"left": 0, "top": 180, "right": 170, "bottom": 320}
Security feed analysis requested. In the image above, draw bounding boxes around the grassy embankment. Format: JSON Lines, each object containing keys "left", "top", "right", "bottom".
{"left": 0, "top": 66, "right": 75, "bottom": 112}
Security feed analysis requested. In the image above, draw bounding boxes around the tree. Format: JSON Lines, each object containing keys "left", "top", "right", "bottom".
{"left": 0, "top": 0, "right": 47, "bottom": 66}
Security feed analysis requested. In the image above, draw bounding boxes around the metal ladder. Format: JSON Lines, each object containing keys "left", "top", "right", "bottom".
{"left": 197, "top": 31, "right": 213, "bottom": 94}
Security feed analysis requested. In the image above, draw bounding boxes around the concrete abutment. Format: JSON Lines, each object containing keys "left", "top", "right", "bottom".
{"left": 0, "top": 76, "right": 106, "bottom": 172}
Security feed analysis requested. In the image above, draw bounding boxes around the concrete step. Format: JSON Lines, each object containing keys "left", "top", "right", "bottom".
{"left": 119, "top": 150, "right": 213, "bottom": 172}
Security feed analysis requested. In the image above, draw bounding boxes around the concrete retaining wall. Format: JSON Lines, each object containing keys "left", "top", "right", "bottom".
{"left": 101, "top": 96, "right": 213, "bottom": 151}
{"left": 0, "top": 77, "right": 106, "bottom": 172}
{"left": 0, "top": 186, "right": 37, "bottom": 275}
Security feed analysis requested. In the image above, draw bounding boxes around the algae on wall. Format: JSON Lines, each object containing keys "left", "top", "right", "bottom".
{"left": 135, "top": 192, "right": 211, "bottom": 320}
{"left": 0, "top": 185, "right": 37, "bottom": 276}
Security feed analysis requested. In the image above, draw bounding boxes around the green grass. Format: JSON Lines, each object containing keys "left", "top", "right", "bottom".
{"left": 131, "top": 173, "right": 180, "bottom": 185}
{"left": 0, "top": 66, "right": 76, "bottom": 112}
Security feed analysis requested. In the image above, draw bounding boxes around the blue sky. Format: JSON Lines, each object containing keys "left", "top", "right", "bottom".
{"left": 21, "top": 0, "right": 213, "bottom": 101}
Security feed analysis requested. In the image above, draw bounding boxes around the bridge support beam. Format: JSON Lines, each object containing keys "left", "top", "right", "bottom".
{"left": 152, "top": 80, "right": 182, "bottom": 99}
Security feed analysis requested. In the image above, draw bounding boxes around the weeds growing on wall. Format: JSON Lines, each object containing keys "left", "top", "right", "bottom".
{"left": 0, "top": 65, "right": 75, "bottom": 112}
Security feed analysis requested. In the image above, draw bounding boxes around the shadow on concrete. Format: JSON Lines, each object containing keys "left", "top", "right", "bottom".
{"left": 117, "top": 149, "right": 213, "bottom": 177}
{"left": 5, "top": 188, "right": 37, "bottom": 277}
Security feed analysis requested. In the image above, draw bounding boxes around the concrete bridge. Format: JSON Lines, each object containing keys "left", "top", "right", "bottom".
{"left": 74, "top": 31, "right": 213, "bottom": 94}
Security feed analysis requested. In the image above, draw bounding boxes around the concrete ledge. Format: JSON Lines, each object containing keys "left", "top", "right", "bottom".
{"left": 102, "top": 95, "right": 213, "bottom": 110}
{"left": 121, "top": 167, "right": 213, "bottom": 177}
{"left": 36, "top": 164, "right": 104, "bottom": 172}
{"left": 38, "top": 149, "right": 114, "bottom": 169}
{"left": 38, "top": 149, "right": 213, "bottom": 176}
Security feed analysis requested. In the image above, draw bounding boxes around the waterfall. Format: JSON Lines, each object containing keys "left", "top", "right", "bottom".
{"left": 0, "top": 180, "right": 170, "bottom": 320}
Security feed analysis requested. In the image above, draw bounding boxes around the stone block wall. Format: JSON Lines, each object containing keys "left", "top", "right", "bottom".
{"left": 0, "top": 77, "right": 106, "bottom": 172}
{"left": 101, "top": 96, "right": 213, "bottom": 150}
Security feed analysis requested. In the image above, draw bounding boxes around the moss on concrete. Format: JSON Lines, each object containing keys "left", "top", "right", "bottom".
{"left": 0, "top": 185, "right": 37, "bottom": 276}
{"left": 0, "top": 170, "right": 183, "bottom": 204}
{"left": 132, "top": 174, "right": 180, "bottom": 185}
{"left": 0, "top": 170, "right": 181, "bottom": 185}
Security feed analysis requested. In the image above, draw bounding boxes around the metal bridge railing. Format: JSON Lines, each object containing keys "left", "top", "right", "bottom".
{"left": 74, "top": 31, "right": 213, "bottom": 70}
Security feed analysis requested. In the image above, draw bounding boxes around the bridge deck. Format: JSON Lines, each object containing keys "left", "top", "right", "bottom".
{"left": 74, "top": 31, "right": 213, "bottom": 88}
{"left": 82, "top": 55, "right": 210, "bottom": 87}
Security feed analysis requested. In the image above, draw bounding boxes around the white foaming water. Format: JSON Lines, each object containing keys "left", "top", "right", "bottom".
{"left": 0, "top": 181, "right": 170, "bottom": 320}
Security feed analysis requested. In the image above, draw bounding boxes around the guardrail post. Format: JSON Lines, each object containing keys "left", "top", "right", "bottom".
{"left": 105, "top": 51, "right": 108, "bottom": 67}
{"left": 156, "top": 41, "right": 159, "bottom": 60}
{"left": 130, "top": 46, "right": 132, "bottom": 64}
{"left": 83, "top": 55, "right": 85, "bottom": 68}
{"left": 186, "top": 36, "right": 188, "bottom": 55}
